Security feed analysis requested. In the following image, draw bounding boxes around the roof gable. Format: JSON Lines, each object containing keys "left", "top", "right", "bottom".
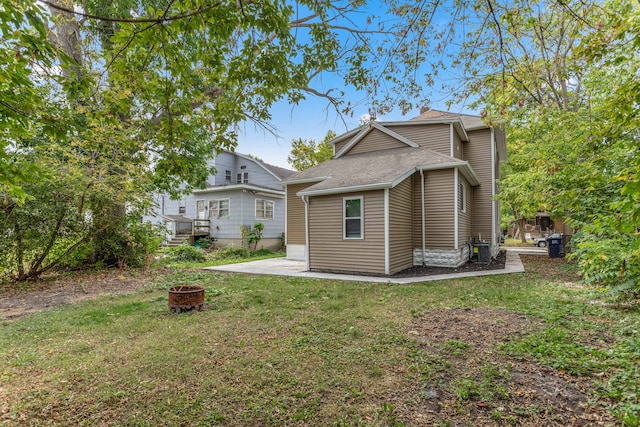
{"left": 225, "top": 151, "right": 295, "bottom": 180}
{"left": 334, "top": 122, "right": 419, "bottom": 158}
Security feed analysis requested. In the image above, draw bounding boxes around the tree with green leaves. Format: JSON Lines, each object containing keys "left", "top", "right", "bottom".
{"left": 287, "top": 130, "right": 336, "bottom": 171}
{"left": 435, "top": 0, "right": 640, "bottom": 297}
{"left": 0, "top": 0, "right": 414, "bottom": 280}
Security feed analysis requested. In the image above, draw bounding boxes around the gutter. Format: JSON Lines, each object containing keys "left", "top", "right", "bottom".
{"left": 279, "top": 176, "right": 330, "bottom": 186}
{"left": 298, "top": 182, "right": 393, "bottom": 197}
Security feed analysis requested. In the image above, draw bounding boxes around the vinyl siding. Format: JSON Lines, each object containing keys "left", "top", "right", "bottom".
{"left": 334, "top": 139, "right": 349, "bottom": 154}
{"left": 465, "top": 128, "right": 493, "bottom": 242}
{"left": 413, "top": 169, "right": 455, "bottom": 249}
{"left": 453, "top": 129, "right": 464, "bottom": 159}
{"left": 458, "top": 175, "right": 473, "bottom": 247}
{"left": 343, "top": 128, "right": 408, "bottom": 156}
{"left": 389, "top": 124, "right": 451, "bottom": 154}
{"left": 211, "top": 152, "right": 282, "bottom": 190}
{"left": 308, "top": 190, "right": 385, "bottom": 274}
{"left": 389, "top": 177, "right": 414, "bottom": 274}
{"left": 286, "top": 182, "right": 318, "bottom": 245}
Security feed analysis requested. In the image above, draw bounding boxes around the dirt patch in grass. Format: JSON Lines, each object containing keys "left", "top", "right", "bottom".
{"left": 401, "top": 307, "right": 616, "bottom": 426}
{"left": 0, "top": 269, "right": 165, "bottom": 320}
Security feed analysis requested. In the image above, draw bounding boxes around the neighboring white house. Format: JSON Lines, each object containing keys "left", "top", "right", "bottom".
{"left": 144, "top": 151, "right": 295, "bottom": 250}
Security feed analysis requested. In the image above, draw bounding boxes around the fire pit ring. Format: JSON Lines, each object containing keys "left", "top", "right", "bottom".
{"left": 168, "top": 285, "right": 205, "bottom": 313}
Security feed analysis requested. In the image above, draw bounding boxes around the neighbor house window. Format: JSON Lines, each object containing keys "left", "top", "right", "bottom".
{"left": 255, "top": 199, "right": 274, "bottom": 219}
{"left": 209, "top": 199, "right": 230, "bottom": 218}
{"left": 178, "top": 199, "right": 186, "bottom": 214}
{"left": 236, "top": 173, "right": 248, "bottom": 183}
{"left": 344, "top": 197, "right": 363, "bottom": 239}
{"left": 225, "top": 170, "right": 231, "bottom": 181}
{"left": 459, "top": 181, "right": 466, "bottom": 213}
{"left": 196, "top": 199, "right": 207, "bottom": 219}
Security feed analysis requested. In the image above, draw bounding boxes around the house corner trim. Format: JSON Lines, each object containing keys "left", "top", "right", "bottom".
{"left": 384, "top": 188, "right": 390, "bottom": 275}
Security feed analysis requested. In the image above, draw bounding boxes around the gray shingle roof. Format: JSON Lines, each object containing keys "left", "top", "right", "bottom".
{"left": 411, "top": 109, "right": 485, "bottom": 130}
{"left": 282, "top": 146, "right": 472, "bottom": 195}
{"left": 258, "top": 161, "right": 296, "bottom": 180}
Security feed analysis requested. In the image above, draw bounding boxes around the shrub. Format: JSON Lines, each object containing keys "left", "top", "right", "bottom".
{"left": 212, "top": 246, "right": 250, "bottom": 260}
{"left": 165, "top": 245, "right": 206, "bottom": 262}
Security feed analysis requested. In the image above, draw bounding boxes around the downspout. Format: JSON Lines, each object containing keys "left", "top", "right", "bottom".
{"left": 302, "top": 195, "right": 310, "bottom": 271}
{"left": 284, "top": 185, "right": 288, "bottom": 249}
{"left": 384, "top": 188, "right": 389, "bottom": 275}
{"left": 454, "top": 168, "right": 459, "bottom": 251}
{"left": 491, "top": 128, "right": 497, "bottom": 250}
{"left": 420, "top": 169, "right": 426, "bottom": 266}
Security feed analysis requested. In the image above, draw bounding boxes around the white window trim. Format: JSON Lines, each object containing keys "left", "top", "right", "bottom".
{"left": 255, "top": 199, "right": 274, "bottom": 220}
{"left": 343, "top": 196, "right": 364, "bottom": 240}
{"left": 459, "top": 181, "right": 467, "bottom": 213}
{"left": 209, "top": 198, "right": 230, "bottom": 219}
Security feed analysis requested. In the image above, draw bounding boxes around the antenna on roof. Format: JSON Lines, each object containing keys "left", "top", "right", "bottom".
{"left": 368, "top": 107, "right": 377, "bottom": 127}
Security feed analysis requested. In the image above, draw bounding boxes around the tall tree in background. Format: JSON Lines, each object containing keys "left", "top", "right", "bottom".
{"left": 287, "top": 130, "right": 336, "bottom": 171}
{"left": 431, "top": 0, "right": 639, "bottom": 296}
{"left": 0, "top": 0, "right": 441, "bottom": 279}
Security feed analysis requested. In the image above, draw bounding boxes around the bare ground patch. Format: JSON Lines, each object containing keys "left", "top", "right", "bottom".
{"left": 0, "top": 269, "right": 166, "bottom": 320}
{"left": 401, "top": 307, "right": 616, "bottom": 426}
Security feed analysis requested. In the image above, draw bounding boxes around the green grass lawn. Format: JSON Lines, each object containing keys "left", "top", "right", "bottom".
{"left": 1, "top": 258, "right": 638, "bottom": 426}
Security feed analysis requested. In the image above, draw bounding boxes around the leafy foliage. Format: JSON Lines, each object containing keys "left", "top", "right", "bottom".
{"left": 287, "top": 130, "right": 336, "bottom": 171}
{"left": 240, "top": 222, "right": 264, "bottom": 251}
{"left": 429, "top": 0, "right": 640, "bottom": 296}
{"left": 163, "top": 245, "right": 206, "bottom": 263}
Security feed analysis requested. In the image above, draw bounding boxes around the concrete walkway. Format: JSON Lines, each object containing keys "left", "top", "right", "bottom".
{"left": 205, "top": 247, "right": 545, "bottom": 284}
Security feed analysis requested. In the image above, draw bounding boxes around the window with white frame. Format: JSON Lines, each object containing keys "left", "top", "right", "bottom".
{"left": 209, "top": 199, "right": 230, "bottom": 218}
{"left": 344, "top": 196, "right": 363, "bottom": 239}
{"left": 196, "top": 199, "right": 208, "bottom": 219}
{"left": 225, "top": 170, "right": 231, "bottom": 181}
{"left": 458, "top": 181, "right": 466, "bottom": 212}
{"left": 178, "top": 199, "right": 186, "bottom": 214}
{"left": 255, "top": 199, "right": 274, "bottom": 219}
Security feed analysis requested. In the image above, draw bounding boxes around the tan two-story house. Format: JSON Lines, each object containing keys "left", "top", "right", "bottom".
{"left": 280, "top": 110, "right": 507, "bottom": 276}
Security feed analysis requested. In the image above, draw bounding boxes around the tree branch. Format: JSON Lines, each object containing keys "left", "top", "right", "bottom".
{"left": 40, "top": 0, "right": 222, "bottom": 24}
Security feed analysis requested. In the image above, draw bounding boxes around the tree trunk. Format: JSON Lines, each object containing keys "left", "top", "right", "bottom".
{"left": 520, "top": 217, "right": 528, "bottom": 243}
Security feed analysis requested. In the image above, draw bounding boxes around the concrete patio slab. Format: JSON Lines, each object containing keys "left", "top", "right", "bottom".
{"left": 205, "top": 248, "right": 541, "bottom": 284}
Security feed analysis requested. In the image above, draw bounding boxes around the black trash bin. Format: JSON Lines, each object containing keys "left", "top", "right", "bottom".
{"left": 547, "top": 233, "right": 563, "bottom": 258}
